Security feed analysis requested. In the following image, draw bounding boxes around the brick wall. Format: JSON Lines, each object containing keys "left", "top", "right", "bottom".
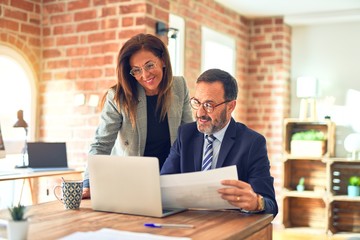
{"left": 0, "top": 0, "right": 291, "bottom": 225}
{"left": 0, "top": 0, "right": 41, "bottom": 91}
{"left": 246, "top": 18, "right": 292, "bottom": 224}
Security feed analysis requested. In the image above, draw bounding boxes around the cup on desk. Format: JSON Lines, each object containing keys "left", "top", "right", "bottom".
{"left": 54, "top": 180, "right": 83, "bottom": 210}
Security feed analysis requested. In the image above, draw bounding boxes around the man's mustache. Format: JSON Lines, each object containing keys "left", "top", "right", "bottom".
{"left": 196, "top": 115, "right": 211, "bottom": 121}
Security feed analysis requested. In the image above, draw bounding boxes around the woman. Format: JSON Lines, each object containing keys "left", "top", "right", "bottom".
{"left": 82, "top": 33, "right": 193, "bottom": 198}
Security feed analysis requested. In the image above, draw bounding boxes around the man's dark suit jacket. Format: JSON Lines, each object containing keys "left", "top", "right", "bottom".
{"left": 161, "top": 118, "right": 278, "bottom": 216}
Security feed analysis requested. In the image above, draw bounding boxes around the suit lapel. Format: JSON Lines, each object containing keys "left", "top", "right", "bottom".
{"left": 168, "top": 87, "right": 180, "bottom": 144}
{"left": 216, "top": 119, "right": 236, "bottom": 168}
{"left": 136, "top": 84, "right": 147, "bottom": 155}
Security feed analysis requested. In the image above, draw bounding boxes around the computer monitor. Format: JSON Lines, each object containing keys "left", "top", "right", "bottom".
{"left": 0, "top": 123, "right": 6, "bottom": 159}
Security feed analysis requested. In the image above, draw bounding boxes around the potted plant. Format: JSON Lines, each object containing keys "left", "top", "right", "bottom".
{"left": 7, "top": 203, "right": 29, "bottom": 240}
{"left": 296, "top": 177, "right": 305, "bottom": 191}
{"left": 291, "top": 130, "right": 326, "bottom": 157}
{"left": 348, "top": 176, "right": 360, "bottom": 197}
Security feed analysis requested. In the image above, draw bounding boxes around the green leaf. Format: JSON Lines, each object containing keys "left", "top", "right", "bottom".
{"left": 349, "top": 176, "right": 360, "bottom": 186}
{"left": 291, "top": 130, "right": 326, "bottom": 141}
{"left": 8, "top": 203, "right": 27, "bottom": 221}
{"left": 298, "top": 177, "right": 305, "bottom": 186}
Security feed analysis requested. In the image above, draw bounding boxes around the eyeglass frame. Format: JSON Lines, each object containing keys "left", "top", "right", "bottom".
{"left": 129, "top": 61, "right": 158, "bottom": 77}
{"left": 190, "top": 97, "right": 232, "bottom": 113}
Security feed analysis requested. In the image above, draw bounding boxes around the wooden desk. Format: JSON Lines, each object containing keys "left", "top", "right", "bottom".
{"left": 0, "top": 200, "right": 273, "bottom": 240}
{"left": 0, "top": 170, "right": 83, "bottom": 204}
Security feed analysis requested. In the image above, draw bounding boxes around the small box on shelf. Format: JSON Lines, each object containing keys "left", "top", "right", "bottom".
{"left": 291, "top": 140, "right": 326, "bottom": 157}
{"left": 283, "top": 118, "right": 335, "bottom": 158}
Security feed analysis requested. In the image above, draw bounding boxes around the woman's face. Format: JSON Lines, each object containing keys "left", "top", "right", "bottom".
{"left": 129, "top": 49, "right": 164, "bottom": 96}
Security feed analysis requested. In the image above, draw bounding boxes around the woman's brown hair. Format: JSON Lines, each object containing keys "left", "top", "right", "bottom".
{"left": 106, "top": 33, "right": 173, "bottom": 128}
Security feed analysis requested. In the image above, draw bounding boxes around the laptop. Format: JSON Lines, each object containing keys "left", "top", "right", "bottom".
{"left": 26, "top": 142, "right": 73, "bottom": 171}
{"left": 88, "top": 155, "right": 186, "bottom": 218}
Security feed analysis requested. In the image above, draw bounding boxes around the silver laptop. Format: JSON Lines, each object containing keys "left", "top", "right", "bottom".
{"left": 26, "top": 142, "right": 73, "bottom": 171}
{"left": 88, "top": 155, "right": 186, "bottom": 218}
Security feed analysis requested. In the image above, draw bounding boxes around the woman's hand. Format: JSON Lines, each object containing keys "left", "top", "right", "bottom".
{"left": 82, "top": 187, "right": 91, "bottom": 199}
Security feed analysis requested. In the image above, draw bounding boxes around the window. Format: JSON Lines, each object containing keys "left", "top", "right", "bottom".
{"left": 201, "top": 27, "right": 236, "bottom": 76}
{"left": 168, "top": 14, "right": 185, "bottom": 76}
{"left": 0, "top": 45, "right": 36, "bottom": 154}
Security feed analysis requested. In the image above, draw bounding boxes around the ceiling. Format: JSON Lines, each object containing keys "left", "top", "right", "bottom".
{"left": 214, "top": 0, "right": 360, "bottom": 25}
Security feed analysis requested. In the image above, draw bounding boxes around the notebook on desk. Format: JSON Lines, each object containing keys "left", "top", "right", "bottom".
{"left": 88, "top": 155, "right": 186, "bottom": 218}
{"left": 26, "top": 142, "right": 74, "bottom": 171}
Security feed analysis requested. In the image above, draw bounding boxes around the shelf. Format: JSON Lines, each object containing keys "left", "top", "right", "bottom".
{"left": 282, "top": 155, "right": 324, "bottom": 161}
{"left": 330, "top": 195, "right": 360, "bottom": 202}
{"left": 330, "top": 161, "right": 360, "bottom": 196}
{"left": 283, "top": 159, "right": 326, "bottom": 191}
{"left": 283, "top": 197, "right": 327, "bottom": 229}
{"left": 282, "top": 190, "right": 326, "bottom": 198}
{"left": 282, "top": 119, "right": 360, "bottom": 235}
{"left": 329, "top": 201, "right": 360, "bottom": 234}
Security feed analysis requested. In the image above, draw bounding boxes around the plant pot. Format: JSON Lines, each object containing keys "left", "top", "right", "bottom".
{"left": 296, "top": 185, "right": 305, "bottom": 191}
{"left": 7, "top": 220, "right": 29, "bottom": 240}
{"left": 347, "top": 185, "right": 360, "bottom": 197}
{"left": 290, "top": 140, "right": 326, "bottom": 157}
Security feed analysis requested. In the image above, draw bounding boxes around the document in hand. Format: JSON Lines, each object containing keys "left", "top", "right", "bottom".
{"left": 160, "top": 166, "right": 238, "bottom": 210}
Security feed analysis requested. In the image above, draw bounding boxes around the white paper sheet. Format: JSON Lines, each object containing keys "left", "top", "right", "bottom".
{"left": 161, "top": 166, "right": 238, "bottom": 209}
{"left": 59, "top": 228, "right": 191, "bottom": 240}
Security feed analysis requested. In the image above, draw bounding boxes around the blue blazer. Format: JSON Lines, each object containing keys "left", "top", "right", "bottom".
{"left": 161, "top": 118, "right": 278, "bottom": 216}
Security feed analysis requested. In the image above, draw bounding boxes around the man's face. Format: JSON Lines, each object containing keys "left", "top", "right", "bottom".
{"left": 193, "top": 81, "right": 235, "bottom": 135}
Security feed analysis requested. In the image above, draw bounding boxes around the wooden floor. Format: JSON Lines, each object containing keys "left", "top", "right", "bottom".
{"left": 273, "top": 228, "right": 360, "bottom": 240}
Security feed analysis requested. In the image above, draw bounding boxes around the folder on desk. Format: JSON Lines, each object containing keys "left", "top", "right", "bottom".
{"left": 26, "top": 142, "right": 73, "bottom": 171}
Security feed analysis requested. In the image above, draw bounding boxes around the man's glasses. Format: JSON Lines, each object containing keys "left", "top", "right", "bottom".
{"left": 190, "top": 97, "right": 231, "bottom": 113}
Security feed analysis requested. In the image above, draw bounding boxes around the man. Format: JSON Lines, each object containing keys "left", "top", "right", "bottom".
{"left": 161, "top": 68, "right": 278, "bottom": 216}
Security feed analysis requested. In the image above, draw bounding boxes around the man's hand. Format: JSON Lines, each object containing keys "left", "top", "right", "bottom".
{"left": 217, "top": 179, "right": 258, "bottom": 211}
{"left": 82, "top": 187, "right": 91, "bottom": 199}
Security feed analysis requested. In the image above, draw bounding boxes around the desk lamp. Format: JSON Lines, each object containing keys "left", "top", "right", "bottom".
{"left": 13, "top": 110, "right": 28, "bottom": 168}
{"left": 344, "top": 133, "right": 360, "bottom": 160}
{"left": 296, "top": 76, "right": 318, "bottom": 121}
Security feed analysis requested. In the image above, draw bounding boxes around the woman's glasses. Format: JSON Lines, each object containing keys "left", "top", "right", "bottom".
{"left": 130, "top": 61, "right": 157, "bottom": 77}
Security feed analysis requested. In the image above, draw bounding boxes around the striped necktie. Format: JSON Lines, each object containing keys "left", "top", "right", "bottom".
{"left": 202, "top": 134, "right": 216, "bottom": 171}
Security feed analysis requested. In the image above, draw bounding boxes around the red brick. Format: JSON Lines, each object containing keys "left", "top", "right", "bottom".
{"left": 43, "top": 2, "right": 65, "bottom": 14}
{"left": 43, "top": 49, "right": 62, "bottom": 58}
{"left": 47, "top": 59, "right": 69, "bottom": 69}
{"left": 91, "top": 43, "right": 119, "bottom": 54}
{"left": 53, "top": 25, "right": 75, "bottom": 35}
{"left": 66, "top": 47, "right": 89, "bottom": 57}
{"left": 79, "top": 69, "right": 103, "bottom": 79}
{"left": 0, "top": 19, "right": 19, "bottom": 31}
{"left": 4, "top": 8, "right": 27, "bottom": 21}
{"left": 50, "top": 14, "right": 72, "bottom": 25}
{"left": 10, "top": 0, "right": 34, "bottom": 12}
{"left": 120, "top": 3, "right": 146, "bottom": 14}
{"left": 122, "top": 17, "right": 133, "bottom": 27}
{"left": 74, "top": 10, "right": 97, "bottom": 21}
{"left": 21, "top": 23, "right": 41, "bottom": 35}
{"left": 101, "top": 19, "right": 118, "bottom": 29}
{"left": 77, "top": 21, "right": 99, "bottom": 32}
{"left": 88, "top": 31, "right": 116, "bottom": 43}
{"left": 84, "top": 56, "right": 113, "bottom": 67}
{"left": 56, "top": 36, "right": 78, "bottom": 46}
{"left": 102, "top": 6, "right": 117, "bottom": 17}
{"left": 68, "top": 0, "right": 90, "bottom": 11}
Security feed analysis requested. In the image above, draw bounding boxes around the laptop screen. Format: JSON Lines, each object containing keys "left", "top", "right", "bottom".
{"left": 27, "top": 142, "right": 68, "bottom": 168}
